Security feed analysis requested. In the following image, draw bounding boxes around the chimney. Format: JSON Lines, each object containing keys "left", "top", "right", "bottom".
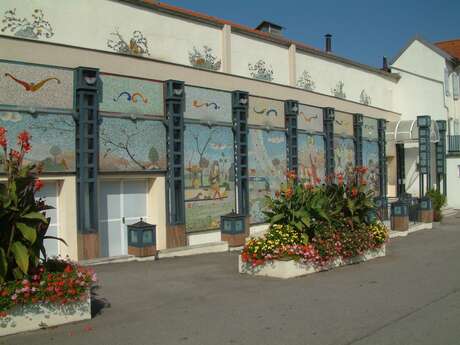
{"left": 255, "top": 21, "right": 284, "bottom": 37}
{"left": 325, "top": 34, "right": 332, "bottom": 53}
{"left": 382, "top": 56, "right": 390, "bottom": 72}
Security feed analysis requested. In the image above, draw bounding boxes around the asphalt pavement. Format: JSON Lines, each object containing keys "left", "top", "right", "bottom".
{"left": 3, "top": 214, "right": 460, "bottom": 345}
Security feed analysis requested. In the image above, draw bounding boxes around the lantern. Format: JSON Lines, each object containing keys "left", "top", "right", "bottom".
{"left": 127, "top": 219, "right": 157, "bottom": 257}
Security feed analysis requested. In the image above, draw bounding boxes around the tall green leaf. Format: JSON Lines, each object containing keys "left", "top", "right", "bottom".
{"left": 21, "top": 211, "right": 47, "bottom": 223}
{"left": 0, "top": 248, "right": 7, "bottom": 283}
{"left": 17, "top": 222, "right": 37, "bottom": 244}
{"left": 11, "top": 242, "right": 29, "bottom": 274}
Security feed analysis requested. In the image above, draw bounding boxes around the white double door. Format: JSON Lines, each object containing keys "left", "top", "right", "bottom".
{"left": 35, "top": 182, "right": 59, "bottom": 258}
{"left": 99, "top": 180, "right": 148, "bottom": 257}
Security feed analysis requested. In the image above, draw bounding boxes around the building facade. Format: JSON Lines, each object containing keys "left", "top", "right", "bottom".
{"left": 0, "top": 0, "right": 452, "bottom": 260}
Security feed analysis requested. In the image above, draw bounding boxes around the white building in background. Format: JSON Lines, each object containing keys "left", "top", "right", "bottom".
{"left": 390, "top": 37, "right": 460, "bottom": 207}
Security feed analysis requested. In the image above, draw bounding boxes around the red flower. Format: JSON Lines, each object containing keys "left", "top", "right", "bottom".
{"left": 17, "top": 131, "right": 31, "bottom": 153}
{"left": 275, "top": 191, "right": 280, "bottom": 198}
{"left": 34, "top": 179, "right": 44, "bottom": 191}
{"left": 10, "top": 149, "right": 21, "bottom": 160}
{"left": 64, "top": 264, "right": 73, "bottom": 273}
{"left": 0, "top": 127, "right": 7, "bottom": 149}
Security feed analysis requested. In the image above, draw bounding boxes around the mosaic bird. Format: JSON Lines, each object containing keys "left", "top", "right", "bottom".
{"left": 4, "top": 73, "right": 60, "bottom": 92}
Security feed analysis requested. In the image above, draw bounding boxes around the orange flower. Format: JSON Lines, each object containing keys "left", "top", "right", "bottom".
{"left": 285, "top": 187, "right": 293, "bottom": 199}
{"left": 351, "top": 187, "right": 358, "bottom": 198}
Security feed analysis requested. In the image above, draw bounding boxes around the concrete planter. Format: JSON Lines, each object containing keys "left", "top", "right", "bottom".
{"left": 0, "top": 295, "right": 91, "bottom": 336}
{"left": 239, "top": 246, "right": 386, "bottom": 279}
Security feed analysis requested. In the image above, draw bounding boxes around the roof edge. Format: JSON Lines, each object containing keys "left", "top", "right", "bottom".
{"left": 118, "top": 0, "right": 400, "bottom": 81}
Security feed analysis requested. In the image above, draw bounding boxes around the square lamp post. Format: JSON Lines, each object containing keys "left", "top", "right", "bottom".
{"left": 419, "top": 196, "right": 433, "bottom": 223}
{"left": 127, "top": 219, "right": 157, "bottom": 257}
{"left": 221, "top": 211, "right": 247, "bottom": 247}
{"left": 391, "top": 200, "right": 409, "bottom": 231}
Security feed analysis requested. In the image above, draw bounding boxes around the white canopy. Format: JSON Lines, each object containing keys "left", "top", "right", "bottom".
{"left": 386, "top": 119, "right": 439, "bottom": 144}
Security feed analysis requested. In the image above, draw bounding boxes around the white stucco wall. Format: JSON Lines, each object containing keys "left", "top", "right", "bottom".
{"left": 231, "top": 33, "right": 290, "bottom": 84}
{"left": 0, "top": 0, "right": 223, "bottom": 69}
{"left": 296, "top": 52, "right": 395, "bottom": 110}
{"left": 446, "top": 157, "right": 460, "bottom": 208}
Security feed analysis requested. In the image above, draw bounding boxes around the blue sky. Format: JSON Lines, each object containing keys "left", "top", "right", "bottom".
{"left": 165, "top": 0, "right": 460, "bottom": 67}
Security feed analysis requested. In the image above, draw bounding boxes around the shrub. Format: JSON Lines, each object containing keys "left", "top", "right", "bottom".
{"left": 0, "top": 128, "right": 66, "bottom": 283}
{"left": 426, "top": 189, "right": 447, "bottom": 221}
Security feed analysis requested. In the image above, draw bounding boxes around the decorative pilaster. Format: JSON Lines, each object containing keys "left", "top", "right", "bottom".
{"left": 435, "top": 120, "right": 447, "bottom": 196}
{"left": 353, "top": 113, "right": 363, "bottom": 167}
{"left": 417, "top": 115, "right": 431, "bottom": 197}
{"left": 165, "top": 80, "right": 186, "bottom": 248}
{"left": 232, "top": 91, "right": 249, "bottom": 217}
{"left": 323, "top": 107, "right": 335, "bottom": 177}
{"left": 378, "top": 119, "right": 388, "bottom": 198}
{"left": 285, "top": 100, "right": 299, "bottom": 175}
{"left": 75, "top": 67, "right": 101, "bottom": 260}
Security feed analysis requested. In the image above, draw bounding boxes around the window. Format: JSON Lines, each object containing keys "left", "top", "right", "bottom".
{"left": 453, "top": 73, "right": 460, "bottom": 100}
{"left": 444, "top": 69, "right": 451, "bottom": 97}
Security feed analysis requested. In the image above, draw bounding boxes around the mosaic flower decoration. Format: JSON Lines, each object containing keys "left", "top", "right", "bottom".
{"left": 331, "top": 81, "right": 346, "bottom": 99}
{"left": 107, "top": 28, "right": 150, "bottom": 56}
{"left": 297, "top": 70, "right": 316, "bottom": 91}
{"left": 248, "top": 60, "right": 274, "bottom": 82}
{"left": 360, "top": 89, "right": 372, "bottom": 105}
{"left": 1, "top": 9, "right": 54, "bottom": 39}
{"left": 188, "top": 46, "right": 221, "bottom": 71}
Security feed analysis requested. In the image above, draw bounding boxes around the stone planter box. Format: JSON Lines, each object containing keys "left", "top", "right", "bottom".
{"left": 239, "top": 246, "right": 386, "bottom": 279}
{"left": 0, "top": 296, "right": 91, "bottom": 337}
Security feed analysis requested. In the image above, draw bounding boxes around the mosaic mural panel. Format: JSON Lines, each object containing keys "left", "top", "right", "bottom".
{"left": 248, "top": 129, "right": 287, "bottom": 224}
{"left": 0, "top": 62, "right": 73, "bottom": 110}
{"left": 363, "top": 140, "right": 380, "bottom": 195}
{"left": 298, "top": 133, "right": 325, "bottom": 183}
{"left": 363, "top": 117, "right": 379, "bottom": 140}
{"left": 100, "top": 74, "right": 163, "bottom": 116}
{"left": 248, "top": 97, "right": 285, "bottom": 128}
{"left": 0, "top": 111, "right": 75, "bottom": 172}
{"left": 184, "top": 86, "right": 231, "bottom": 123}
{"left": 298, "top": 104, "right": 323, "bottom": 132}
{"left": 334, "top": 111, "right": 354, "bottom": 137}
{"left": 184, "top": 124, "right": 235, "bottom": 232}
{"left": 99, "top": 116, "right": 166, "bottom": 171}
{"left": 334, "top": 137, "right": 355, "bottom": 176}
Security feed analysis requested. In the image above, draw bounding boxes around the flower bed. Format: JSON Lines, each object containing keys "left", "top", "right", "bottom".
{"left": 239, "top": 169, "right": 389, "bottom": 278}
{"left": 0, "top": 258, "right": 96, "bottom": 336}
{"left": 0, "top": 129, "right": 97, "bottom": 335}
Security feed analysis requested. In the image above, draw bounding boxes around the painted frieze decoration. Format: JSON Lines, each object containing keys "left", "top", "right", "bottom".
{"left": 334, "top": 111, "right": 354, "bottom": 137}
{"left": 248, "top": 60, "right": 274, "bottom": 82}
{"left": 0, "top": 112, "right": 75, "bottom": 172}
{"left": 298, "top": 133, "right": 325, "bottom": 183}
{"left": 363, "top": 140, "right": 380, "bottom": 195}
{"left": 296, "top": 70, "right": 316, "bottom": 91}
{"left": 334, "top": 137, "right": 355, "bottom": 176}
{"left": 107, "top": 28, "right": 150, "bottom": 56}
{"left": 1, "top": 9, "right": 54, "bottom": 40}
{"left": 99, "top": 116, "right": 167, "bottom": 171}
{"left": 184, "top": 124, "right": 235, "bottom": 232}
{"left": 0, "top": 62, "right": 73, "bottom": 110}
{"left": 298, "top": 104, "right": 323, "bottom": 133}
{"left": 248, "top": 96, "right": 284, "bottom": 128}
{"left": 100, "top": 74, "right": 163, "bottom": 116}
{"left": 331, "top": 81, "right": 346, "bottom": 99}
{"left": 363, "top": 117, "right": 379, "bottom": 140}
{"left": 188, "top": 46, "right": 221, "bottom": 71}
{"left": 184, "top": 86, "right": 231, "bottom": 123}
{"left": 248, "top": 129, "right": 287, "bottom": 224}
{"left": 360, "top": 89, "right": 372, "bottom": 105}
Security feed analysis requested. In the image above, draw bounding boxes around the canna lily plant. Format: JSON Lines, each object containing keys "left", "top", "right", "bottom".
{"left": 0, "top": 127, "right": 66, "bottom": 283}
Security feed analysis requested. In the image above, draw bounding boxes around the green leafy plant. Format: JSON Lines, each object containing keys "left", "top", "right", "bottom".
{"left": 0, "top": 128, "right": 66, "bottom": 283}
{"left": 426, "top": 189, "right": 447, "bottom": 221}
